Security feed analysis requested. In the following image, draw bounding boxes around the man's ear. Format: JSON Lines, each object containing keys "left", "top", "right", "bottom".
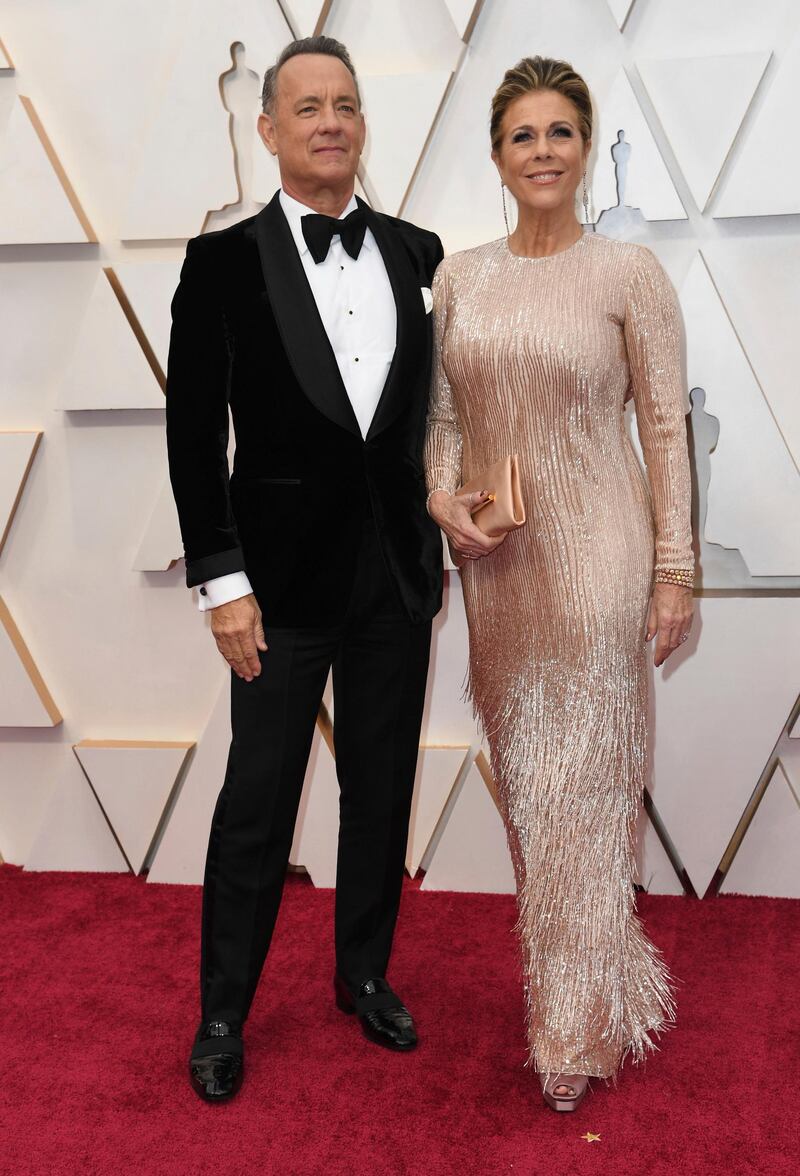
{"left": 258, "top": 112, "right": 278, "bottom": 156}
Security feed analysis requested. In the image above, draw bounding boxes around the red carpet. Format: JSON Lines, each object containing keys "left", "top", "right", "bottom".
{"left": 1, "top": 865, "right": 798, "bottom": 1176}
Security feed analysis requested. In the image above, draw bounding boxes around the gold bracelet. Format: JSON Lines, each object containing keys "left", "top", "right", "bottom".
{"left": 654, "top": 568, "right": 694, "bottom": 588}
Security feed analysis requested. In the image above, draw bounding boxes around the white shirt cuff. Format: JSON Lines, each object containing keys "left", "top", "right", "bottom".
{"left": 196, "top": 571, "right": 253, "bottom": 612}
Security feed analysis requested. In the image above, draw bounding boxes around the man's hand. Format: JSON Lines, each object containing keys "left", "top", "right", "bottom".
{"left": 209, "top": 593, "right": 267, "bottom": 682}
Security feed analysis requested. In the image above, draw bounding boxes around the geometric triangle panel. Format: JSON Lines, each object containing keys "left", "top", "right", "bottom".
{"left": 0, "top": 596, "right": 61, "bottom": 727}
{"left": 592, "top": 70, "right": 687, "bottom": 222}
{"left": 24, "top": 752, "right": 128, "bottom": 873}
{"left": 56, "top": 269, "right": 165, "bottom": 410}
{"left": 0, "top": 36, "right": 13, "bottom": 70}
{"left": 605, "top": 0, "right": 637, "bottom": 31}
{"left": 132, "top": 473, "right": 183, "bottom": 573}
{"left": 702, "top": 240, "right": 800, "bottom": 472}
{"left": 73, "top": 741, "right": 193, "bottom": 874}
{"left": 0, "top": 430, "right": 41, "bottom": 557}
{"left": 112, "top": 260, "right": 182, "bottom": 381}
{"left": 441, "top": 0, "right": 484, "bottom": 40}
{"left": 421, "top": 761, "right": 515, "bottom": 893}
{"left": 406, "top": 745, "right": 470, "bottom": 877}
{"left": 360, "top": 71, "right": 453, "bottom": 215}
{"left": 278, "top": 0, "right": 329, "bottom": 38}
{"left": 649, "top": 595, "right": 800, "bottom": 897}
{"left": 714, "top": 30, "right": 800, "bottom": 217}
{"left": 146, "top": 679, "right": 230, "bottom": 885}
{"left": 719, "top": 762, "right": 800, "bottom": 898}
{"left": 637, "top": 52, "right": 771, "bottom": 211}
{"left": 0, "top": 96, "right": 95, "bottom": 244}
{"left": 680, "top": 253, "right": 800, "bottom": 575}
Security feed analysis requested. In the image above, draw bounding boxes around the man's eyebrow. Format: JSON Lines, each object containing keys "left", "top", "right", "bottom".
{"left": 293, "top": 93, "right": 358, "bottom": 106}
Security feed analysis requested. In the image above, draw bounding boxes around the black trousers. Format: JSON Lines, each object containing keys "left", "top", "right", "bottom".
{"left": 200, "top": 517, "right": 432, "bottom": 1025}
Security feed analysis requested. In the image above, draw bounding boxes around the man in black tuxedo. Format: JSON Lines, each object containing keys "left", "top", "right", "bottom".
{"left": 166, "top": 36, "right": 444, "bottom": 1102}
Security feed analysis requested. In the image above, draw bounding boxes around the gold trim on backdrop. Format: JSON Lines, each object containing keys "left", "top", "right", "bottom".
{"left": 75, "top": 739, "right": 195, "bottom": 750}
{"left": 0, "top": 596, "right": 62, "bottom": 725}
{"left": 0, "top": 34, "right": 14, "bottom": 69}
{"left": 103, "top": 268, "right": 166, "bottom": 391}
{"left": 18, "top": 96, "right": 97, "bottom": 242}
{"left": 0, "top": 430, "right": 42, "bottom": 558}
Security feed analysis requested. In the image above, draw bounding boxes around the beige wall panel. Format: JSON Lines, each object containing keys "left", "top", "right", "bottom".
{"left": 74, "top": 741, "right": 192, "bottom": 873}
{"left": 132, "top": 474, "right": 183, "bottom": 572}
{"left": 279, "top": 1, "right": 330, "bottom": 38}
{"left": 113, "top": 261, "right": 183, "bottom": 379}
{"left": 24, "top": 751, "right": 128, "bottom": 872}
{"left": 406, "top": 746, "right": 470, "bottom": 876}
{"left": 714, "top": 29, "right": 800, "bottom": 217}
{"left": 606, "top": 0, "right": 636, "bottom": 30}
{"left": 56, "top": 270, "right": 165, "bottom": 410}
{"left": 0, "top": 96, "right": 94, "bottom": 243}
{"left": 681, "top": 254, "right": 800, "bottom": 576}
{"left": 702, "top": 240, "right": 800, "bottom": 471}
{"left": 0, "top": 430, "right": 41, "bottom": 556}
{"left": 650, "top": 595, "right": 800, "bottom": 896}
{"left": 120, "top": 1, "right": 291, "bottom": 239}
{"left": 637, "top": 53, "right": 770, "bottom": 211}
{"left": 421, "top": 762, "right": 515, "bottom": 893}
{"left": 326, "top": 0, "right": 463, "bottom": 74}
{"left": 442, "top": 0, "right": 484, "bottom": 40}
{"left": 720, "top": 762, "right": 800, "bottom": 898}
{"left": 591, "top": 70, "right": 686, "bottom": 222}
{"left": 147, "top": 681, "right": 229, "bottom": 884}
{"left": 0, "top": 597, "right": 60, "bottom": 726}
{"left": 360, "top": 72, "right": 452, "bottom": 215}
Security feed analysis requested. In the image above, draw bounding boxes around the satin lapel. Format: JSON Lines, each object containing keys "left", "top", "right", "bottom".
{"left": 253, "top": 192, "right": 361, "bottom": 437}
{"left": 362, "top": 201, "right": 428, "bottom": 441}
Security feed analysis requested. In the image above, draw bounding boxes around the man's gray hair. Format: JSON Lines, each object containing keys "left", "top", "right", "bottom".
{"left": 261, "top": 36, "right": 361, "bottom": 115}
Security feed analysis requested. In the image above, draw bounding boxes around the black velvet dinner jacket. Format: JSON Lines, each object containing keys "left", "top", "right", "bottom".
{"left": 165, "top": 191, "right": 445, "bottom": 627}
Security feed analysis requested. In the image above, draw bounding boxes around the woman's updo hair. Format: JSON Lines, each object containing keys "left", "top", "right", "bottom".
{"left": 490, "top": 56, "right": 593, "bottom": 151}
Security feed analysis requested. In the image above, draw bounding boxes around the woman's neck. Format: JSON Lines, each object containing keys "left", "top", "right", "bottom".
{"left": 508, "top": 207, "right": 583, "bottom": 258}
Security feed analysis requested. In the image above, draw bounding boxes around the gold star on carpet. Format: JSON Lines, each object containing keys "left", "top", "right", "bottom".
{"left": 581, "top": 1132, "right": 601, "bottom": 1143}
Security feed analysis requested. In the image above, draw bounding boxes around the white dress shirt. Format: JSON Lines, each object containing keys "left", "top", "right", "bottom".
{"left": 197, "top": 189, "right": 397, "bottom": 612}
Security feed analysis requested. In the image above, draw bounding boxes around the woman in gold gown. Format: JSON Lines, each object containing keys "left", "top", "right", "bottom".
{"left": 424, "top": 57, "right": 694, "bottom": 1112}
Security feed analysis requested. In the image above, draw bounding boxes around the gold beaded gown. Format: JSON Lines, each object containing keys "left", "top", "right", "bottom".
{"left": 424, "top": 233, "right": 694, "bottom": 1079}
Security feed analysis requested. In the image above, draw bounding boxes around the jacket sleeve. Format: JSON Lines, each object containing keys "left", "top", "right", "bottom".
{"left": 165, "top": 237, "right": 246, "bottom": 587}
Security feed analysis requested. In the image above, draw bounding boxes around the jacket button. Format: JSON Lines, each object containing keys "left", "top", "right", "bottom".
{"left": 199, "top": 586, "right": 207, "bottom": 595}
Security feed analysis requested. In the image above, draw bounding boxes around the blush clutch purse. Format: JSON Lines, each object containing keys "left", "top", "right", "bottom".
{"left": 458, "top": 454, "right": 526, "bottom": 537}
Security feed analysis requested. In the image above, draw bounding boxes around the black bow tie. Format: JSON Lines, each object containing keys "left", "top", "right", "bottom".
{"left": 301, "top": 206, "right": 367, "bottom": 264}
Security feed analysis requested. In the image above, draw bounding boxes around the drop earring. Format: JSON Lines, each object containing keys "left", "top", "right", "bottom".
{"left": 582, "top": 172, "right": 594, "bottom": 230}
{"left": 501, "top": 181, "right": 510, "bottom": 238}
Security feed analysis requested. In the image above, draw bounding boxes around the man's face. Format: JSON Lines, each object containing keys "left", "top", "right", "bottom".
{"left": 258, "top": 53, "right": 365, "bottom": 195}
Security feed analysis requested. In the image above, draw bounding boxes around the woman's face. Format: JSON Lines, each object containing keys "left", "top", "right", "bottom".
{"left": 492, "top": 88, "right": 589, "bottom": 220}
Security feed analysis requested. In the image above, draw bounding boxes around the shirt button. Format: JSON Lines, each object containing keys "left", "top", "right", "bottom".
{"left": 354, "top": 357, "right": 359, "bottom": 362}
{"left": 348, "top": 310, "right": 353, "bottom": 315}
{"left": 340, "top": 265, "right": 344, "bottom": 271}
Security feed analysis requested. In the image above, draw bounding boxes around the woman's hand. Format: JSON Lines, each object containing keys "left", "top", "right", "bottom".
{"left": 427, "top": 489, "right": 506, "bottom": 563}
{"left": 646, "top": 583, "right": 693, "bottom": 667}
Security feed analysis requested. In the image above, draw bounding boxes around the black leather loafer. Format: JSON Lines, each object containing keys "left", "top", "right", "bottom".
{"left": 334, "top": 975, "right": 418, "bottom": 1052}
{"left": 189, "top": 1020, "right": 244, "bottom": 1102}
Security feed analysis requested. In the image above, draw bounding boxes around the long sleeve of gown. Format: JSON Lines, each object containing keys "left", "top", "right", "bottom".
{"left": 624, "top": 247, "right": 694, "bottom": 575}
{"left": 424, "top": 263, "right": 463, "bottom": 496}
